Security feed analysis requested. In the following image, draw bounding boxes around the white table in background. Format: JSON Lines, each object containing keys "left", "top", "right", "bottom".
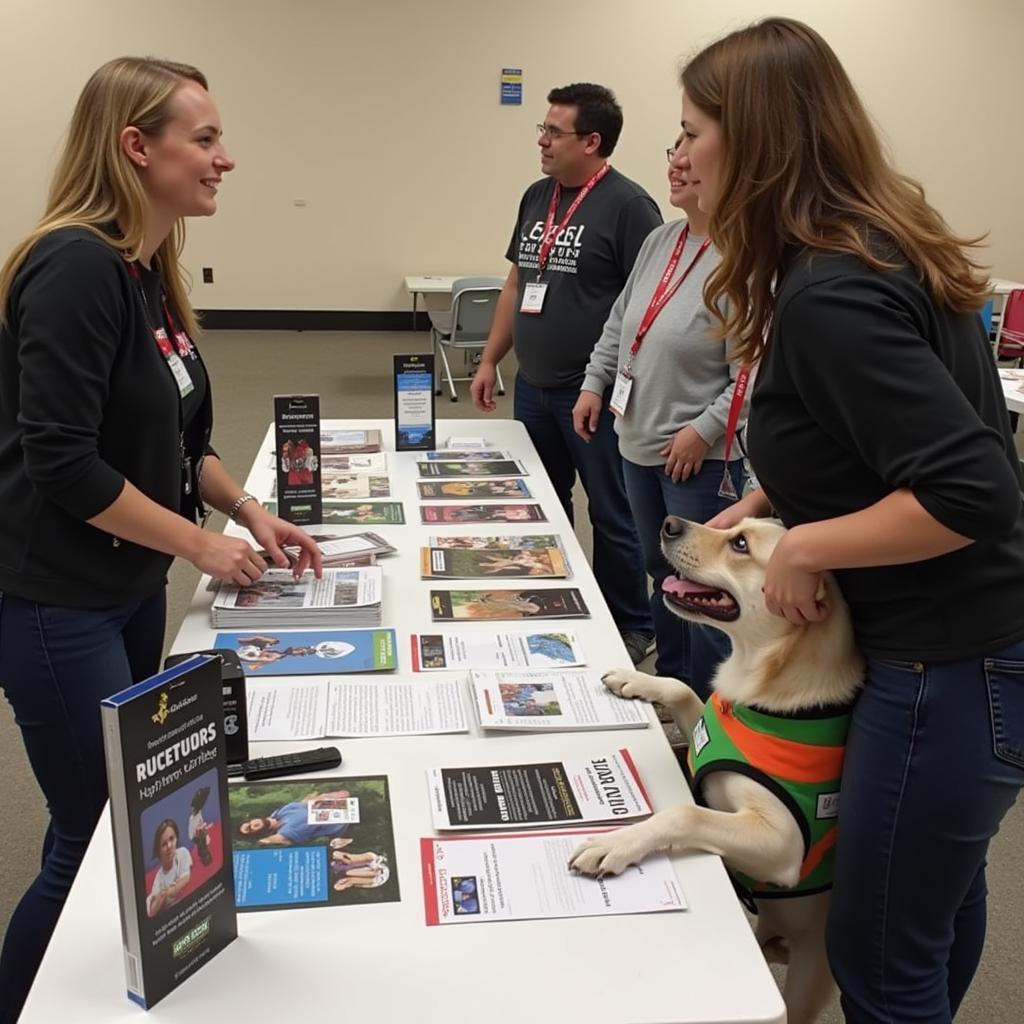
{"left": 999, "top": 368, "right": 1024, "bottom": 415}
{"left": 403, "top": 275, "right": 459, "bottom": 330}
{"left": 20, "top": 418, "right": 785, "bottom": 1024}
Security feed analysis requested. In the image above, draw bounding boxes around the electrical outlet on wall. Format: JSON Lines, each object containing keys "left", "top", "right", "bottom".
{"left": 202, "top": 267, "right": 214, "bottom": 284}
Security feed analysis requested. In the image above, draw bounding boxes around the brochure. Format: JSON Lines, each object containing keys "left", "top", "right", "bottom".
{"left": 321, "top": 452, "right": 388, "bottom": 473}
{"left": 420, "top": 830, "right": 684, "bottom": 924}
{"left": 419, "top": 547, "right": 568, "bottom": 580}
{"left": 420, "top": 504, "right": 547, "bottom": 524}
{"left": 411, "top": 630, "right": 584, "bottom": 671}
{"left": 417, "top": 479, "right": 532, "bottom": 500}
{"left": 421, "top": 450, "right": 509, "bottom": 461}
{"left": 274, "top": 394, "right": 322, "bottom": 525}
{"left": 100, "top": 656, "right": 236, "bottom": 1008}
{"left": 265, "top": 500, "right": 405, "bottom": 525}
{"left": 443, "top": 436, "right": 488, "bottom": 449}
{"left": 418, "top": 460, "right": 527, "bottom": 478}
{"left": 320, "top": 429, "right": 382, "bottom": 454}
{"left": 281, "top": 530, "right": 396, "bottom": 567}
{"left": 229, "top": 775, "right": 399, "bottom": 911}
{"left": 213, "top": 629, "right": 397, "bottom": 676}
{"left": 427, "top": 748, "right": 651, "bottom": 830}
{"left": 393, "top": 353, "right": 436, "bottom": 450}
{"left": 469, "top": 669, "right": 649, "bottom": 731}
{"left": 273, "top": 475, "right": 390, "bottom": 500}
{"left": 211, "top": 567, "right": 382, "bottom": 628}
{"left": 431, "top": 588, "right": 589, "bottom": 622}
{"left": 246, "top": 677, "right": 469, "bottom": 740}
{"left": 428, "top": 534, "right": 562, "bottom": 550}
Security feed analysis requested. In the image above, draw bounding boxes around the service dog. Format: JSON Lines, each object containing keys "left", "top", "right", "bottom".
{"left": 568, "top": 516, "right": 864, "bottom": 1024}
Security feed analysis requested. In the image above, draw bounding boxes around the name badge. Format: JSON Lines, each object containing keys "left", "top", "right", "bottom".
{"left": 609, "top": 370, "right": 633, "bottom": 416}
{"left": 167, "top": 351, "right": 195, "bottom": 397}
{"left": 174, "top": 330, "right": 195, "bottom": 360}
{"left": 520, "top": 281, "right": 548, "bottom": 314}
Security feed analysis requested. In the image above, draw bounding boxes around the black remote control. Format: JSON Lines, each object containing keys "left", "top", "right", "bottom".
{"left": 227, "top": 746, "right": 342, "bottom": 781}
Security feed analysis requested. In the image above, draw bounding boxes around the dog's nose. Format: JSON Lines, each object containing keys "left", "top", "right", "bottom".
{"left": 662, "top": 516, "right": 689, "bottom": 539}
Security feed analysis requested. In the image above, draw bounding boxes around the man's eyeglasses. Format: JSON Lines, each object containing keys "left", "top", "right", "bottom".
{"left": 536, "top": 123, "right": 589, "bottom": 140}
{"left": 666, "top": 138, "right": 684, "bottom": 163}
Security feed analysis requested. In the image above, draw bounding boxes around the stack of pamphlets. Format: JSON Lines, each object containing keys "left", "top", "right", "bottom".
{"left": 410, "top": 630, "right": 584, "bottom": 671}
{"left": 417, "top": 479, "right": 532, "bottom": 500}
{"left": 213, "top": 628, "right": 397, "bottom": 675}
{"left": 211, "top": 567, "right": 382, "bottom": 628}
{"left": 288, "top": 530, "right": 396, "bottom": 566}
{"left": 468, "top": 669, "right": 649, "bottom": 731}
{"left": 418, "top": 459, "right": 527, "bottom": 478}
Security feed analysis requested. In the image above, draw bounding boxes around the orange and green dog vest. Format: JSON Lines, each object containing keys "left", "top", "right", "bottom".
{"left": 688, "top": 693, "right": 851, "bottom": 898}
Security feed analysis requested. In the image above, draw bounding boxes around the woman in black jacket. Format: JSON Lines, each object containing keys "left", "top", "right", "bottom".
{"left": 0, "top": 57, "right": 319, "bottom": 1020}
{"left": 680, "top": 18, "right": 1024, "bottom": 1024}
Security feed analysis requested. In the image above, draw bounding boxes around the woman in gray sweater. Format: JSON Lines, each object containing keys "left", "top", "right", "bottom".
{"left": 572, "top": 137, "right": 745, "bottom": 696}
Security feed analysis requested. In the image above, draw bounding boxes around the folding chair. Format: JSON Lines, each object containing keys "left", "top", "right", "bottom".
{"left": 429, "top": 276, "right": 506, "bottom": 402}
{"left": 996, "top": 289, "right": 1024, "bottom": 366}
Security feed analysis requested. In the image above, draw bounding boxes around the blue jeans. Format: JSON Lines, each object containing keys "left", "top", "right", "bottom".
{"left": 826, "top": 643, "right": 1024, "bottom": 1023}
{"left": 0, "top": 589, "right": 166, "bottom": 1023}
{"left": 622, "top": 458, "right": 745, "bottom": 698}
{"left": 513, "top": 375, "right": 651, "bottom": 634}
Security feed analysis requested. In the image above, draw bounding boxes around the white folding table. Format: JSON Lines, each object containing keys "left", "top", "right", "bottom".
{"left": 20, "top": 418, "right": 785, "bottom": 1024}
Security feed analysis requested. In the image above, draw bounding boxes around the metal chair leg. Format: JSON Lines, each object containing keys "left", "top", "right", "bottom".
{"left": 437, "top": 342, "right": 458, "bottom": 402}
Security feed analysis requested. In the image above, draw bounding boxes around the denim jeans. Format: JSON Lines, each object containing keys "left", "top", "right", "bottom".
{"left": 826, "top": 642, "right": 1024, "bottom": 1023}
{"left": 513, "top": 374, "right": 652, "bottom": 634}
{"left": 0, "top": 589, "right": 166, "bottom": 1023}
{"left": 622, "top": 457, "right": 745, "bottom": 698}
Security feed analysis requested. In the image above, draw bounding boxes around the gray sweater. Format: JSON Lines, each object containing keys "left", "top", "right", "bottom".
{"left": 581, "top": 219, "right": 746, "bottom": 467}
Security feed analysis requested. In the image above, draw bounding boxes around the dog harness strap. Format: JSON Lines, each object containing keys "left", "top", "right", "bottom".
{"left": 690, "top": 695, "right": 851, "bottom": 897}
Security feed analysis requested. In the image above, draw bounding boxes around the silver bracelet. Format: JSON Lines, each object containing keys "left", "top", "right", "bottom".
{"left": 228, "top": 493, "right": 257, "bottom": 520}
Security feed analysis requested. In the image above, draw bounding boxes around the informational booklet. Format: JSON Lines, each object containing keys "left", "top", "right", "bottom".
{"left": 427, "top": 748, "right": 651, "bottom": 830}
{"left": 320, "top": 428, "right": 383, "bottom": 454}
{"left": 417, "top": 479, "right": 532, "bottom": 500}
{"left": 419, "top": 460, "right": 527, "bottom": 478}
{"left": 411, "top": 630, "right": 584, "bottom": 671}
{"left": 443, "top": 436, "right": 488, "bottom": 450}
{"left": 211, "top": 567, "right": 382, "bottom": 628}
{"left": 284, "top": 530, "right": 396, "bottom": 566}
{"left": 469, "top": 669, "right": 649, "bottom": 731}
{"left": 274, "top": 394, "right": 322, "bottom": 525}
{"left": 420, "top": 504, "right": 547, "bottom": 524}
{"left": 420, "top": 547, "right": 567, "bottom": 580}
{"left": 428, "top": 534, "right": 562, "bottom": 550}
{"left": 420, "top": 830, "right": 684, "bottom": 924}
{"left": 246, "top": 677, "right": 469, "bottom": 740}
{"left": 101, "top": 656, "right": 236, "bottom": 1009}
{"left": 431, "top": 588, "right": 589, "bottom": 622}
{"left": 229, "top": 775, "right": 399, "bottom": 911}
{"left": 273, "top": 474, "right": 390, "bottom": 500}
{"left": 421, "top": 450, "right": 509, "bottom": 461}
{"left": 213, "top": 628, "right": 397, "bottom": 676}
{"left": 265, "top": 500, "right": 405, "bottom": 525}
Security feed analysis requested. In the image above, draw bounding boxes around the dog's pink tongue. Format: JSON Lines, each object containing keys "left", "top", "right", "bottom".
{"left": 662, "top": 576, "right": 717, "bottom": 596}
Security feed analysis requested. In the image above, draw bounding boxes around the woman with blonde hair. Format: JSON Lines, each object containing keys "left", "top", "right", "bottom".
{"left": 0, "top": 58, "right": 319, "bottom": 1018}
{"left": 684, "top": 18, "right": 1024, "bottom": 1022}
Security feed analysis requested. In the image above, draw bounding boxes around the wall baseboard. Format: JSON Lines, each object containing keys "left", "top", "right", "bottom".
{"left": 196, "top": 309, "right": 430, "bottom": 332}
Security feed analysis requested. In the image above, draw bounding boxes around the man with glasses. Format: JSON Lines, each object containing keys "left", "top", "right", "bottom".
{"left": 471, "top": 83, "right": 661, "bottom": 665}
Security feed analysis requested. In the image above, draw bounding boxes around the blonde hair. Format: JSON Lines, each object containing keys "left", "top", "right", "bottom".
{"left": 681, "top": 18, "right": 989, "bottom": 365}
{"left": 0, "top": 57, "right": 208, "bottom": 336}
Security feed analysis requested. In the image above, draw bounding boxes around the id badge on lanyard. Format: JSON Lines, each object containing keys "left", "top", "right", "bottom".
{"left": 520, "top": 281, "right": 548, "bottom": 314}
{"left": 609, "top": 370, "right": 633, "bottom": 416}
{"left": 153, "top": 327, "right": 195, "bottom": 397}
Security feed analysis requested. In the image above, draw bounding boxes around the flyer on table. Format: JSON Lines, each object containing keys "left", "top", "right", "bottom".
{"left": 411, "top": 630, "right": 585, "bottom": 671}
{"left": 419, "top": 546, "right": 567, "bottom": 580}
{"left": 214, "top": 628, "right": 397, "bottom": 676}
{"left": 427, "top": 748, "right": 652, "bottom": 830}
{"left": 420, "top": 830, "right": 685, "bottom": 924}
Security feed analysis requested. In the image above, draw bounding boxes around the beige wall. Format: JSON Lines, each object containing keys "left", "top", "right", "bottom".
{"left": 2, "top": 0, "right": 1022, "bottom": 312}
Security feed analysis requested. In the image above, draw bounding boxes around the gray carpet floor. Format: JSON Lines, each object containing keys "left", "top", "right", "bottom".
{"left": 1, "top": 329, "right": 1021, "bottom": 1020}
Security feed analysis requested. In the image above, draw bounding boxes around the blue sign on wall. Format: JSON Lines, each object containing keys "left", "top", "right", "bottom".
{"left": 501, "top": 67, "right": 522, "bottom": 106}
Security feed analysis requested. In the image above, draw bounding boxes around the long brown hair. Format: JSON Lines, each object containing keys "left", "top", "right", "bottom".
{"left": 0, "top": 57, "right": 208, "bottom": 336}
{"left": 681, "top": 18, "right": 988, "bottom": 365}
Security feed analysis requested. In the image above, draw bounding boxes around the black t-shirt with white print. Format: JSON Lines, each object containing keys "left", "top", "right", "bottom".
{"left": 505, "top": 166, "right": 662, "bottom": 389}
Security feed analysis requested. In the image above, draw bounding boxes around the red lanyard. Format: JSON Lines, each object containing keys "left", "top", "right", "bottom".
{"left": 127, "top": 262, "right": 195, "bottom": 359}
{"left": 625, "top": 224, "right": 711, "bottom": 369}
{"left": 721, "top": 365, "right": 751, "bottom": 464}
{"left": 536, "top": 163, "right": 610, "bottom": 275}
